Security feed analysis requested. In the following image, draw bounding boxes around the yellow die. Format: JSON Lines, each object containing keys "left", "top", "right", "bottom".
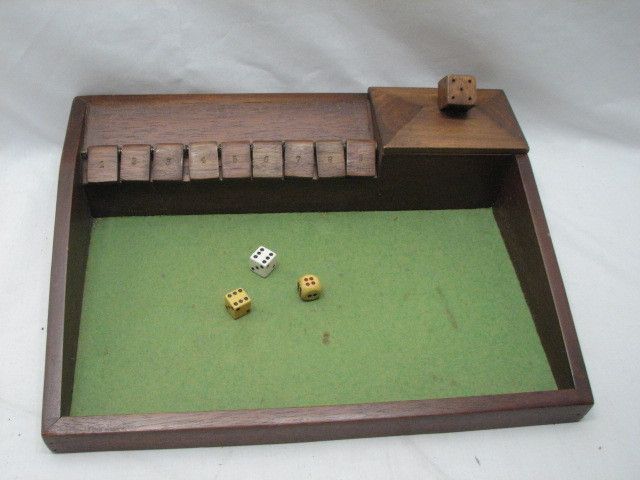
{"left": 224, "top": 288, "right": 252, "bottom": 319}
{"left": 297, "top": 274, "right": 322, "bottom": 301}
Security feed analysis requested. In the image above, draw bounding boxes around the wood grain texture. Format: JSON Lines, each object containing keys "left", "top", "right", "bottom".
{"left": 252, "top": 141, "right": 283, "bottom": 178}
{"left": 346, "top": 140, "right": 377, "bottom": 177}
{"left": 86, "top": 145, "right": 118, "bottom": 183}
{"left": 43, "top": 92, "right": 592, "bottom": 453}
{"left": 494, "top": 155, "right": 593, "bottom": 396}
{"left": 120, "top": 145, "right": 151, "bottom": 182}
{"left": 151, "top": 144, "right": 183, "bottom": 181}
{"left": 188, "top": 142, "right": 219, "bottom": 180}
{"left": 82, "top": 94, "right": 374, "bottom": 148}
{"left": 369, "top": 87, "right": 528, "bottom": 155}
{"left": 315, "top": 140, "right": 345, "bottom": 178}
{"left": 220, "top": 142, "right": 251, "bottom": 179}
{"left": 43, "top": 389, "right": 591, "bottom": 453}
{"left": 437, "top": 74, "right": 477, "bottom": 110}
{"left": 84, "top": 154, "right": 511, "bottom": 216}
{"left": 284, "top": 141, "right": 315, "bottom": 178}
{"left": 42, "top": 97, "right": 91, "bottom": 432}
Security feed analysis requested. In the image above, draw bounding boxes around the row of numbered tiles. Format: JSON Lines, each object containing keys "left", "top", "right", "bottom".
{"left": 85, "top": 140, "right": 376, "bottom": 183}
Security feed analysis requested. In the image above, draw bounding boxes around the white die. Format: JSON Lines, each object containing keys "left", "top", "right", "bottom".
{"left": 249, "top": 246, "right": 277, "bottom": 277}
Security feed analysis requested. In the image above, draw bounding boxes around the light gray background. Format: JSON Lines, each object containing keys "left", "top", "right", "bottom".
{"left": 1, "top": 1, "right": 639, "bottom": 478}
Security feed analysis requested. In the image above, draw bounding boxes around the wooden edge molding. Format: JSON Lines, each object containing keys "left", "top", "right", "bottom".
{"left": 493, "top": 154, "right": 593, "bottom": 402}
{"left": 42, "top": 389, "right": 591, "bottom": 453}
{"left": 43, "top": 96, "right": 90, "bottom": 431}
{"left": 513, "top": 155, "right": 593, "bottom": 399}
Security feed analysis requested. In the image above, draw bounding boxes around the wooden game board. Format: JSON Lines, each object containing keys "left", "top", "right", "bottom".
{"left": 42, "top": 84, "right": 592, "bottom": 452}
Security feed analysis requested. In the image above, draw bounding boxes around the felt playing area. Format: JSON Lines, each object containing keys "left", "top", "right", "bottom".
{"left": 70, "top": 209, "right": 557, "bottom": 416}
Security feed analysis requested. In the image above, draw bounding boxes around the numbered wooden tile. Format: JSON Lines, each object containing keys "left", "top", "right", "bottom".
{"left": 252, "top": 141, "right": 283, "bottom": 178}
{"left": 315, "top": 141, "right": 345, "bottom": 178}
{"left": 152, "top": 143, "right": 183, "bottom": 181}
{"left": 188, "top": 142, "right": 219, "bottom": 180}
{"left": 284, "top": 141, "right": 315, "bottom": 178}
{"left": 346, "top": 140, "right": 376, "bottom": 177}
{"left": 220, "top": 142, "right": 251, "bottom": 179}
{"left": 87, "top": 145, "right": 118, "bottom": 183}
{"left": 120, "top": 144, "right": 150, "bottom": 181}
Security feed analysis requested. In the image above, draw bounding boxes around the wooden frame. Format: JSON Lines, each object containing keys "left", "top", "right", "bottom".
{"left": 42, "top": 90, "right": 592, "bottom": 453}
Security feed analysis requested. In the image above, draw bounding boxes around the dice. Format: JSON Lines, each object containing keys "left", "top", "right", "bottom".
{"left": 297, "top": 274, "right": 322, "bottom": 301}
{"left": 224, "top": 288, "right": 252, "bottom": 319}
{"left": 437, "top": 74, "right": 477, "bottom": 111}
{"left": 250, "top": 246, "right": 277, "bottom": 277}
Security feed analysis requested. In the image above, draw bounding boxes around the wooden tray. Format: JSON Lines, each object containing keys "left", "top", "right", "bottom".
{"left": 42, "top": 87, "right": 592, "bottom": 452}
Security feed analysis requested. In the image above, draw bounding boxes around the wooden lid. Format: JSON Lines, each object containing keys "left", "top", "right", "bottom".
{"left": 369, "top": 87, "right": 528, "bottom": 155}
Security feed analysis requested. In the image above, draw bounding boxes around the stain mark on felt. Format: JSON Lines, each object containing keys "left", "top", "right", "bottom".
{"left": 322, "top": 331, "right": 330, "bottom": 345}
{"left": 475, "top": 456, "right": 481, "bottom": 465}
{"left": 435, "top": 286, "right": 458, "bottom": 330}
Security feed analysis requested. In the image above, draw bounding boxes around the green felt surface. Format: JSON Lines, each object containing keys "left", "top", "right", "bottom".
{"left": 71, "top": 210, "right": 556, "bottom": 416}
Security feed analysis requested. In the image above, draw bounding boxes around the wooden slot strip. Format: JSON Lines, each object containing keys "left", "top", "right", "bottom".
{"left": 83, "top": 140, "right": 377, "bottom": 183}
